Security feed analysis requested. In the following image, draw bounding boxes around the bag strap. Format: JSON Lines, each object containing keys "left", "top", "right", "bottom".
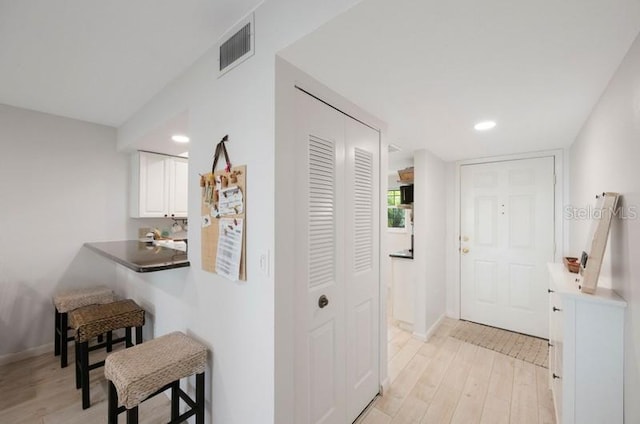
{"left": 211, "top": 135, "right": 231, "bottom": 173}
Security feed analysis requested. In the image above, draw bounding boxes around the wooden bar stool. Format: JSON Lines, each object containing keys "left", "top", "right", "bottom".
{"left": 53, "top": 286, "right": 117, "bottom": 368}
{"left": 69, "top": 299, "right": 145, "bottom": 409}
{"left": 105, "top": 331, "right": 207, "bottom": 424}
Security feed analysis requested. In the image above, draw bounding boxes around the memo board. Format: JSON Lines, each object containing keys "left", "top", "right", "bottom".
{"left": 579, "top": 192, "right": 619, "bottom": 294}
{"left": 201, "top": 165, "right": 246, "bottom": 280}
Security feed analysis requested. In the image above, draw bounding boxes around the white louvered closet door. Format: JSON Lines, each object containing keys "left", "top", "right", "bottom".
{"left": 345, "top": 118, "right": 380, "bottom": 423}
{"left": 294, "top": 89, "right": 380, "bottom": 424}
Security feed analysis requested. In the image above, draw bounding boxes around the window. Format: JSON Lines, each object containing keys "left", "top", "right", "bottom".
{"left": 387, "top": 189, "right": 406, "bottom": 230}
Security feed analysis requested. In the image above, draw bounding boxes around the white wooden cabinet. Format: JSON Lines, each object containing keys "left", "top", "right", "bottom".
{"left": 130, "top": 151, "right": 188, "bottom": 218}
{"left": 391, "top": 256, "right": 414, "bottom": 328}
{"left": 547, "top": 263, "right": 626, "bottom": 424}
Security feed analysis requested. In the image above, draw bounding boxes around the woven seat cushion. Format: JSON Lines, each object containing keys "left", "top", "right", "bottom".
{"left": 53, "top": 286, "right": 116, "bottom": 313}
{"left": 105, "top": 331, "right": 207, "bottom": 409}
{"left": 69, "top": 299, "right": 145, "bottom": 343}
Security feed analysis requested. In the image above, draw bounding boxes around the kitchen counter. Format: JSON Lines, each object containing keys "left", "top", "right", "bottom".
{"left": 84, "top": 240, "right": 190, "bottom": 273}
{"left": 389, "top": 249, "right": 413, "bottom": 259}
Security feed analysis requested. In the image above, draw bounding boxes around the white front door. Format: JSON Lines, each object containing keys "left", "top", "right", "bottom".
{"left": 294, "top": 89, "right": 380, "bottom": 424}
{"left": 460, "top": 157, "right": 554, "bottom": 338}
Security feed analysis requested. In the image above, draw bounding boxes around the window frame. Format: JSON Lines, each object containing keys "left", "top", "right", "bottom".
{"left": 387, "top": 189, "right": 408, "bottom": 233}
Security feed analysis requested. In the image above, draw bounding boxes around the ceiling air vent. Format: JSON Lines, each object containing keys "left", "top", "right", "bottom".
{"left": 218, "top": 13, "right": 254, "bottom": 77}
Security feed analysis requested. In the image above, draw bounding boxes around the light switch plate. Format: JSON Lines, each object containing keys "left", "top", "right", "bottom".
{"left": 259, "top": 249, "right": 270, "bottom": 277}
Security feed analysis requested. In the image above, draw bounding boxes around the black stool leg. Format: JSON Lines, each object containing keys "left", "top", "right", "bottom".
{"left": 107, "top": 330, "right": 113, "bottom": 352}
{"left": 75, "top": 341, "right": 81, "bottom": 389}
{"left": 108, "top": 380, "right": 118, "bottom": 424}
{"left": 80, "top": 341, "right": 91, "bottom": 409}
{"left": 135, "top": 326, "right": 143, "bottom": 344}
{"left": 54, "top": 308, "right": 61, "bottom": 356}
{"left": 196, "top": 372, "right": 205, "bottom": 424}
{"left": 126, "top": 406, "right": 139, "bottom": 424}
{"left": 60, "top": 312, "right": 69, "bottom": 368}
{"left": 171, "top": 380, "right": 180, "bottom": 420}
{"left": 97, "top": 333, "right": 104, "bottom": 343}
{"left": 125, "top": 327, "right": 133, "bottom": 348}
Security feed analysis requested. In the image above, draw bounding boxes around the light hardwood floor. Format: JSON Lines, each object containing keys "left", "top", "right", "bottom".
{"left": 0, "top": 318, "right": 554, "bottom": 424}
{"left": 357, "top": 318, "right": 556, "bottom": 424}
{"left": 0, "top": 343, "right": 170, "bottom": 424}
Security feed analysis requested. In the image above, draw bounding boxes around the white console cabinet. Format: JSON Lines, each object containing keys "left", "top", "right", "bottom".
{"left": 130, "top": 151, "right": 188, "bottom": 218}
{"left": 547, "top": 263, "right": 626, "bottom": 424}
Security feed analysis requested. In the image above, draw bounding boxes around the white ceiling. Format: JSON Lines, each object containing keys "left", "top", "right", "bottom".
{"left": 2, "top": 0, "right": 639, "bottom": 160}
{"left": 0, "top": 0, "right": 259, "bottom": 127}
{"left": 281, "top": 0, "right": 640, "bottom": 161}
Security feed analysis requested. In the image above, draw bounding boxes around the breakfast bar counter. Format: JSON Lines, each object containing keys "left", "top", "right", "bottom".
{"left": 84, "top": 240, "right": 190, "bottom": 273}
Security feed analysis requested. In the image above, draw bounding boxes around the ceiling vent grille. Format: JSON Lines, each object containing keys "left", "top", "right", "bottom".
{"left": 218, "top": 13, "right": 254, "bottom": 77}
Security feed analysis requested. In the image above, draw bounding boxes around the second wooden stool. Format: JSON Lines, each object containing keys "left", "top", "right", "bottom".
{"left": 69, "top": 299, "right": 145, "bottom": 409}
{"left": 53, "top": 286, "right": 117, "bottom": 367}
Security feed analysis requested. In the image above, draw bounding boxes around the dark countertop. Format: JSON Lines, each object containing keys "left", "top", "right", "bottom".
{"left": 84, "top": 240, "right": 190, "bottom": 273}
{"left": 389, "top": 249, "right": 413, "bottom": 259}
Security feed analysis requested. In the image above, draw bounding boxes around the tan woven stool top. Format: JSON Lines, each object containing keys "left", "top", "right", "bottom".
{"left": 69, "top": 299, "right": 145, "bottom": 343}
{"left": 105, "top": 331, "right": 207, "bottom": 409}
{"left": 53, "top": 286, "right": 116, "bottom": 313}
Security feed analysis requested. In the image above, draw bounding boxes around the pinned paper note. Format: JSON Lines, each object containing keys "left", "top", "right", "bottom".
{"left": 213, "top": 186, "right": 244, "bottom": 217}
{"left": 215, "top": 218, "right": 243, "bottom": 281}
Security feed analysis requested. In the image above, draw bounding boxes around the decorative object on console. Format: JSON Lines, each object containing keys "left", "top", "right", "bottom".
{"left": 563, "top": 256, "right": 580, "bottom": 273}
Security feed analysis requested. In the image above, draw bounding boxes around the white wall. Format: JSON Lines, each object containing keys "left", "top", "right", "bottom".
{"left": 113, "top": 1, "right": 366, "bottom": 423}
{"left": 0, "top": 104, "right": 131, "bottom": 359}
{"left": 412, "top": 149, "right": 447, "bottom": 339}
{"left": 568, "top": 32, "right": 640, "bottom": 424}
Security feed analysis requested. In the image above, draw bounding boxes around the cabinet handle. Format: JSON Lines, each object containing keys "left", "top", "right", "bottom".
{"left": 553, "top": 373, "right": 561, "bottom": 380}
{"left": 164, "top": 214, "right": 168, "bottom": 218}
{"left": 548, "top": 289, "right": 555, "bottom": 293}
{"left": 552, "top": 306, "right": 562, "bottom": 312}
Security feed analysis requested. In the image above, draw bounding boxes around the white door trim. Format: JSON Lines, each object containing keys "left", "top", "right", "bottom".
{"left": 449, "top": 149, "right": 566, "bottom": 320}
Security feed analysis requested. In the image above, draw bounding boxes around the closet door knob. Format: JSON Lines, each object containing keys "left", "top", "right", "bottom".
{"left": 318, "top": 295, "right": 329, "bottom": 309}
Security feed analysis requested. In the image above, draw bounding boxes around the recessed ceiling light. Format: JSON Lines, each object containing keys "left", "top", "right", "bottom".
{"left": 474, "top": 121, "right": 497, "bottom": 131}
{"left": 171, "top": 134, "right": 190, "bottom": 143}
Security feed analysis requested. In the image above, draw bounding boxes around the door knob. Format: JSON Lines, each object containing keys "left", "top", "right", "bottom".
{"left": 318, "top": 295, "right": 329, "bottom": 309}
{"left": 461, "top": 247, "right": 470, "bottom": 254}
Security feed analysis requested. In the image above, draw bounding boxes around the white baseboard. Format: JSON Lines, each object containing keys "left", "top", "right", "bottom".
{"left": 380, "top": 377, "right": 390, "bottom": 396}
{"left": 0, "top": 342, "right": 53, "bottom": 366}
{"left": 412, "top": 330, "right": 428, "bottom": 341}
{"left": 413, "top": 314, "right": 446, "bottom": 341}
{"left": 421, "top": 314, "right": 446, "bottom": 342}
